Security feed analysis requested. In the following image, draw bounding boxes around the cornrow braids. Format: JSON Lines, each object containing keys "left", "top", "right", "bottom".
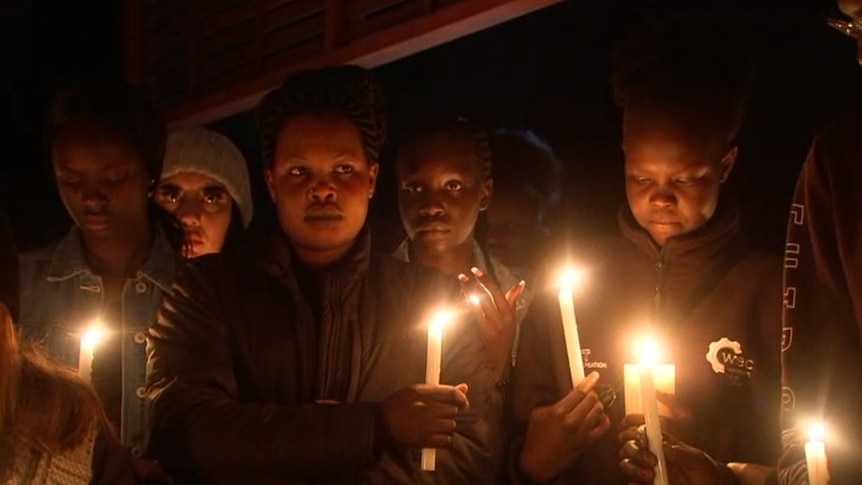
{"left": 400, "top": 115, "right": 493, "bottom": 181}
{"left": 256, "top": 64, "right": 387, "bottom": 168}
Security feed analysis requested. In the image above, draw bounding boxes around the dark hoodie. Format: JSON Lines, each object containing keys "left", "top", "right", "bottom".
{"left": 511, "top": 205, "right": 782, "bottom": 484}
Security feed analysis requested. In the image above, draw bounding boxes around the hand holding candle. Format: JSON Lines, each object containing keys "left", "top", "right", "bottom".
{"left": 627, "top": 338, "right": 670, "bottom": 485}
{"left": 558, "top": 268, "right": 586, "bottom": 387}
{"left": 805, "top": 422, "right": 830, "bottom": 485}
{"left": 422, "top": 310, "right": 454, "bottom": 471}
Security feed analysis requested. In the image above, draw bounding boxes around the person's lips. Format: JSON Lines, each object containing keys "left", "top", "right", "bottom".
{"left": 82, "top": 212, "right": 110, "bottom": 230}
{"left": 305, "top": 205, "right": 343, "bottom": 222}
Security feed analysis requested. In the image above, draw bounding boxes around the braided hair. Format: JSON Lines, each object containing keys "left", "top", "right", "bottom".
{"left": 256, "top": 64, "right": 387, "bottom": 168}
{"left": 610, "top": 13, "right": 755, "bottom": 145}
{"left": 398, "top": 115, "right": 492, "bottom": 181}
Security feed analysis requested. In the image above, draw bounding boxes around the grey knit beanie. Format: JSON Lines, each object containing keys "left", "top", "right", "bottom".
{"left": 162, "top": 127, "right": 253, "bottom": 227}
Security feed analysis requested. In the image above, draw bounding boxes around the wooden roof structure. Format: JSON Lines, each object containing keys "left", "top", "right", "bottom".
{"left": 125, "top": 0, "right": 562, "bottom": 128}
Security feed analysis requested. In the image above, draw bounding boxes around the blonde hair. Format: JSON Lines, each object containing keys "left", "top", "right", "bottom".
{"left": 0, "top": 303, "right": 109, "bottom": 479}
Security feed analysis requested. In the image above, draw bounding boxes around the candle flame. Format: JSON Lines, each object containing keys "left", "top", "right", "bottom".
{"left": 635, "top": 337, "right": 662, "bottom": 366}
{"left": 81, "top": 323, "right": 105, "bottom": 347}
{"left": 808, "top": 422, "right": 826, "bottom": 442}
{"left": 468, "top": 293, "right": 482, "bottom": 306}
{"left": 430, "top": 310, "right": 455, "bottom": 333}
{"left": 558, "top": 268, "right": 585, "bottom": 291}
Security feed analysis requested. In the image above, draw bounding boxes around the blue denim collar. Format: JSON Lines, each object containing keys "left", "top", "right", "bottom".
{"left": 45, "top": 226, "right": 177, "bottom": 292}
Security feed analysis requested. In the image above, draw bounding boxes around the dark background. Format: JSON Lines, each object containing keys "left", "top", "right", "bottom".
{"left": 5, "top": 0, "right": 861, "bottom": 254}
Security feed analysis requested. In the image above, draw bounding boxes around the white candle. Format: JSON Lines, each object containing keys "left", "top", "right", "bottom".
{"left": 558, "top": 270, "right": 585, "bottom": 387}
{"left": 633, "top": 339, "right": 669, "bottom": 485}
{"left": 77, "top": 324, "right": 104, "bottom": 384}
{"left": 805, "top": 423, "right": 830, "bottom": 485}
{"left": 422, "top": 311, "right": 451, "bottom": 471}
{"left": 623, "top": 364, "right": 675, "bottom": 417}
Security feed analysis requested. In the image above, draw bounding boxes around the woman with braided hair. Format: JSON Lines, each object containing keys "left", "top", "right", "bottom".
{"left": 146, "top": 64, "right": 504, "bottom": 484}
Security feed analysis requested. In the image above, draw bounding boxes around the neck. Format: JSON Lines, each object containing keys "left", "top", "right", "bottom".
{"left": 292, "top": 241, "right": 355, "bottom": 270}
{"left": 410, "top": 238, "right": 475, "bottom": 276}
{"left": 81, "top": 225, "right": 153, "bottom": 278}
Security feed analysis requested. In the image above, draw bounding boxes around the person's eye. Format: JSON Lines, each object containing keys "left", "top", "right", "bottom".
{"left": 444, "top": 180, "right": 464, "bottom": 191}
{"left": 157, "top": 186, "right": 181, "bottom": 203}
{"left": 334, "top": 164, "right": 354, "bottom": 174}
{"left": 202, "top": 189, "right": 228, "bottom": 204}
{"left": 629, "top": 175, "right": 651, "bottom": 185}
{"left": 674, "top": 176, "right": 700, "bottom": 185}
{"left": 104, "top": 169, "right": 129, "bottom": 183}
{"left": 57, "top": 172, "right": 83, "bottom": 187}
{"left": 402, "top": 182, "right": 422, "bottom": 195}
{"left": 288, "top": 166, "right": 308, "bottom": 176}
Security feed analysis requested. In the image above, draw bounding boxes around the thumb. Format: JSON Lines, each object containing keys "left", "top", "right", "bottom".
{"left": 455, "top": 382, "right": 469, "bottom": 395}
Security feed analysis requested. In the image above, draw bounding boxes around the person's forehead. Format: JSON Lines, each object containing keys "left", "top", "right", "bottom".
{"left": 398, "top": 132, "right": 479, "bottom": 173}
{"left": 160, "top": 172, "right": 225, "bottom": 190}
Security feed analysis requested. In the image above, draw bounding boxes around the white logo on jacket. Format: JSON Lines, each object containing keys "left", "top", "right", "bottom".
{"left": 706, "top": 337, "right": 756, "bottom": 380}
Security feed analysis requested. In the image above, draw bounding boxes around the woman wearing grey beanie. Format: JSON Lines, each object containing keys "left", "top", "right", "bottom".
{"left": 154, "top": 127, "right": 253, "bottom": 258}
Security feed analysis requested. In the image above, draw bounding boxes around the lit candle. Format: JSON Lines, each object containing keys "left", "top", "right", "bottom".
{"left": 422, "top": 310, "right": 453, "bottom": 471}
{"left": 623, "top": 363, "right": 675, "bottom": 417}
{"left": 558, "top": 269, "right": 585, "bottom": 387}
{"left": 77, "top": 323, "right": 104, "bottom": 384}
{"left": 805, "top": 422, "right": 829, "bottom": 485}
{"left": 632, "top": 338, "right": 669, "bottom": 485}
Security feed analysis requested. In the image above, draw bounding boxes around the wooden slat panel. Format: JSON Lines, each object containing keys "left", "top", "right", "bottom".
{"left": 265, "top": 11, "right": 325, "bottom": 54}
{"left": 264, "top": 0, "right": 325, "bottom": 32}
{"left": 198, "top": 18, "right": 256, "bottom": 59}
{"left": 199, "top": 1, "right": 256, "bottom": 38}
{"left": 265, "top": 36, "right": 325, "bottom": 69}
{"left": 199, "top": 40, "right": 256, "bottom": 79}
{"left": 345, "top": 0, "right": 427, "bottom": 40}
{"left": 127, "top": 0, "right": 565, "bottom": 127}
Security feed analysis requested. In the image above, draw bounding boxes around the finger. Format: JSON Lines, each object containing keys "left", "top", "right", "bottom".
{"left": 553, "top": 371, "right": 599, "bottom": 414}
{"left": 619, "top": 413, "right": 645, "bottom": 432}
{"left": 619, "top": 439, "right": 642, "bottom": 461}
{"left": 588, "top": 413, "right": 612, "bottom": 440}
{"left": 470, "top": 267, "right": 506, "bottom": 312}
{"left": 619, "top": 458, "right": 654, "bottom": 484}
{"left": 420, "top": 401, "right": 460, "bottom": 419}
{"left": 618, "top": 426, "right": 641, "bottom": 445}
{"left": 426, "top": 433, "right": 455, "bottom": 448}
{"left": 504, "top": 280, "right": 527, "bottom": 309}
{"left": 420, "top": 384, "right": 470, "bottom": 410}
{"left": 574, "top": 399, "right": 606, "bottom": 434}
{"left": 562, "top": 392, "right": 599, "bottom": 427}
{"left": 428, "top": 417, "right": 458, "bottom": 434}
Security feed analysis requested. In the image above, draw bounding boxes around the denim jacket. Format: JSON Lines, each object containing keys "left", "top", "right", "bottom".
{"left": 18, "top": 226, "right": 177, "bottom": 457}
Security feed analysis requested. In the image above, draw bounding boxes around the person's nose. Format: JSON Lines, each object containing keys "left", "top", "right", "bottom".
{"left": 417, "top": 190, "right": 445, "bottom": 217}
{"left": 81, "top": 181, "right": 108, "bottom": 209}
{"left": 176, "top": 198, "right": 202, "bottom": 229}
{"left": 307, "top": 176, "right": 336, "bottom": 202}
{"left": 648, "top": 184, "right": 677, "bottom": 208}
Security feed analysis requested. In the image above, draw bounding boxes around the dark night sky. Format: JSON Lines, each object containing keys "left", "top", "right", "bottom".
{"left": 5, "top": 0, "right": 861, "bottom": 254}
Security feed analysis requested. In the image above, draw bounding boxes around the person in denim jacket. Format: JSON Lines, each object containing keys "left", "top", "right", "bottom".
{"left": 18, "top": 79, "right": 180, "bottom": 482}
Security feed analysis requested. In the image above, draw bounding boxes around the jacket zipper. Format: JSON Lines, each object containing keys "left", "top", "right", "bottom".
{"left": 653, "top": 247, "right": 666, "bottom": 313}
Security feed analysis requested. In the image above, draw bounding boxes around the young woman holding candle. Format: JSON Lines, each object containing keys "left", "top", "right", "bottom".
{"left": 17, "top": 78, "right": 181, "bottom": 483}
{"left": 1, "top": 211, "right": 136, "bottom": 485}
{"left": 512, "top": 15, "right": 783, "bottom": 485}
{"left": 145, "top": 65, "right": 504, "bottom": 484}
{"left": 392, "top": 116, "right": 529, "bottom": 380}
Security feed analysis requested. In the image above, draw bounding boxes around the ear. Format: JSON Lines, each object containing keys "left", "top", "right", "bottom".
{"left": 367, "top": 162, "right": 380, "bottom": 199}
{"left": 263, "top": 167, "right": 277, "bottom": 202}
{"left": 719, "top": 146, "right": 738, "bottom": 184}
{"left": 479, "top": 179, "right": 493, "bottom": 211}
